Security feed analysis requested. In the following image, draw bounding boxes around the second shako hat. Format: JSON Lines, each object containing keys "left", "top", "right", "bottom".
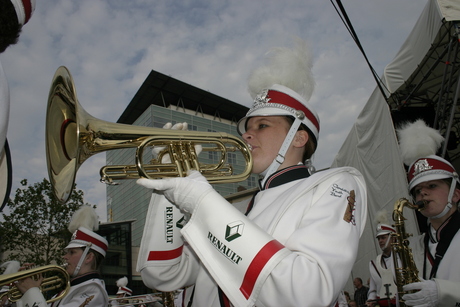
{"left": 10, "top": 0, "right": 35, "bottom": 25}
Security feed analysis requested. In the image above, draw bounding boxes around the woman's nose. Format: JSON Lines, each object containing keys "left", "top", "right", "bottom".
{"left": 242, "top": 131, "right": 252, "bottom": 140}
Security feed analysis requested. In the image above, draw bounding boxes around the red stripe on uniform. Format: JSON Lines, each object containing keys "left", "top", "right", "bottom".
{"left": 239, "top": 240, "right": 284, "bottom": 299}
{"left": 148, "top": 246, "right": 183, "bottom": 261}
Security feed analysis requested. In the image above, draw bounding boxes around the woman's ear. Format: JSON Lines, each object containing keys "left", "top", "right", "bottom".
{"left": 293, "top": 130, "right": 309, "bottom": 148}
{"left": 85, "top": 251, "right": 95, "bottom": 264}
{"left": 453, "top": 187, "right": 460, "bottom": 204}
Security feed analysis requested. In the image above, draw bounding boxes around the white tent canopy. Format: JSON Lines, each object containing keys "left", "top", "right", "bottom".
{"left": 332, "top": 0, "right": 460, "bottom": 293}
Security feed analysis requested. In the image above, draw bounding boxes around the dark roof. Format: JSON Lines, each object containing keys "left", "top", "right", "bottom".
{"left": 118, "top": 70, "right": 249, "bottom": 124}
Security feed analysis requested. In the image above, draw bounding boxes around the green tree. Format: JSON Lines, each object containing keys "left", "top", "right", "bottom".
{"left": 0, "top": 178, "right": 95, "bottom": 266}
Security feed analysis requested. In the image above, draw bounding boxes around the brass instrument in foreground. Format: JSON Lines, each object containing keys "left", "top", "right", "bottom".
{"left": 391, "top": 198, "right": 425, "bottom": 307}
{"left": 108, "top": 292, "right": 167, "bottom": 306}
{"left": 0, "top": 264, "right": 70, "bottom": 304}
{"left": 46, "top": 66, "right": 253, "bottom": 203}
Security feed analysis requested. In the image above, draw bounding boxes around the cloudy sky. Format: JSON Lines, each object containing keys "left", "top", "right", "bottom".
{"left": 1, "top": 0, "right": 427, "bottom": 221}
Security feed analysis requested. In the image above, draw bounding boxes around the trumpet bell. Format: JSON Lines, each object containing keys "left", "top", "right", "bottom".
{"left": 46, "top": 66, "right": 80, "bottom": 204}
{"left": 46, "top": 66, "right": 253, "bottom": 203}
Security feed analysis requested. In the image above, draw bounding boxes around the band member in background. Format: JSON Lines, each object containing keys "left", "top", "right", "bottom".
{"left": 110, "top": 276, "right": 133, "bottom": 307}
{"left": 135, "top": 38, "right": 368, "bottom": 306}
{"left": 15, "top": 205, "right": 109, "bottom": 307}
{"left": 367, "top": 211, "right": 399, "bottom": 307}
{"left": 0, "top": 0, "right": 35, "bottom": 211}
{"left": 397, "top": 119, "right": 460, "bottom": 306}
{"left": 0, "top": 261, "right": 20, "bottom": 306}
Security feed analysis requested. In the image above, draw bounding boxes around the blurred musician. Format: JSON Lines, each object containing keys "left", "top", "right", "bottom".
{"left": 0, "top": 0, "right": 35, "bottom": 210}
{"left": 15, "top": 206, "right": 109, "bottom": 307}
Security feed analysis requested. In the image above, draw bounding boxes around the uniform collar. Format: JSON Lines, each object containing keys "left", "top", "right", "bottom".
{"left": 70, "top": 271, "right": 101, "bottom": 286}
{"left": 259, "top": 164, "right": 311, "bottom": 190}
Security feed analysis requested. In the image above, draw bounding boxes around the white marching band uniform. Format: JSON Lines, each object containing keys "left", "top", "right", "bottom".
{"left": 409, "top": 224, "right": 460, "bottom": 306}
{"left": 16, "top": 206, "right": 110, "bottom": 307}
{"left": 368, "top": 254, "right": 400, "bottom": 306}
{"left": 17, "top": 272, "right": 109, "bottom": 307}
{"left": 137, "top": 165, "right": 367, "bottom": 307}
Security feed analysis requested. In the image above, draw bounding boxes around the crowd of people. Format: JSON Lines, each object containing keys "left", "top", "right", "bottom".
{"left": 1, "top": 0, "right": 459, "bottom": 306}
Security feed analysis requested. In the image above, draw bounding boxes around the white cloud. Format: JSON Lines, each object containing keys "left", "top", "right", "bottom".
{"left": 1, "top": 0, "right": 427, "bottom": 221}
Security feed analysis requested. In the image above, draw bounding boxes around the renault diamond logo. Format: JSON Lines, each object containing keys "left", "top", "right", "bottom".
{"left": 225, "top": 221, "right": 244, "bottom": 242}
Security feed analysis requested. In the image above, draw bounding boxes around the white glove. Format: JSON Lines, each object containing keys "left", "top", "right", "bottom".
{"left": 152, "top": 122, "right": 202, "bottom": 163}
{"left": 402, "top": 279, "right": 438, "bottom": 307}
{"left": 137, "top": 170, "right": 213, "bottom": 215}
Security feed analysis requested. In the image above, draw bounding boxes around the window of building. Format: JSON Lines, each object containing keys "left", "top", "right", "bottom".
{"left": 248, "top": 176, "right": 256, "bottom": 187}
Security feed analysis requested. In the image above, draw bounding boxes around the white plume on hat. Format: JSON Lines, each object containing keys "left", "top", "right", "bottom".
{"left": 68, "top": 205, "right": 99, "bottom": 233}
{"left": 248, "top": 37, "right": 315, "bottom": 102}
{"left": 374, "top": 209, "right": 389, "bottom": 226}
{"left": 117, "top": 276, "right": 128, "bottom": 288}
{"left": 0, "top": 261, "right": 20, "bottom": 275}
{"left": 397, "top": 119, "right": 444, "bottom": 166}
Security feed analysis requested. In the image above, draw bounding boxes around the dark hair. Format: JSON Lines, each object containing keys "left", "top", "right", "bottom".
{"left": 0, "top": 0, "right": 22, "bottom": 53}
{"left": 89, "top": 250, "right": 105, "bottom": 270}
{"left": 80, "top": 247, "right": 105, "bottom": 271}
{"left": 285, "top": 116, "right": 317, "bottom": 161}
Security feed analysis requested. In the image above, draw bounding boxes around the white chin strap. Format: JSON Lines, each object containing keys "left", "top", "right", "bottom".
{"left": 430, "top": 178, "right": 457, "bottom": 220}
{"left": 260, "top": 117, "right": 303, "bottom": 187}
{"left": 382, "top": 235, "right": 392, "bottom": 250}
{"left": 72, "top": 244, "right": 92, "bottom": 277}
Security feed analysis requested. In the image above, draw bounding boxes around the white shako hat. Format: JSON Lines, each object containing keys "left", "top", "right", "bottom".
{"left": 397, "top": 119, "right": 459, "bottom": 220}
{"left": 376, "top": 223, "right": 396, "bottom": 237}
{"left": 10, "top": 0, "right": 36, "bottom": 26}
{"left": 374, "top": 210, "right": 395, "bottom": 237}
{"left": 116, "top": 276, "right": 133, "bottom": 296}
{"left": 238, "top": 38, "right": 318, "bottom": 185}
{"left": 237, "top": 84, "right": 320, "bottom": 147}
{"left": 66, "top": 226, "right": 108, "bottom": 257}
{"left": 237, "top": 38, "right": 319, "bottom": 148}
{"left": 407, "top": 155, "right": 459, "bottom": 191}
{"left": 397, "top": 119, "right": 459, "bottom": 191}
{"left": 66, "top": 205, "right": 108, "bottom": 257}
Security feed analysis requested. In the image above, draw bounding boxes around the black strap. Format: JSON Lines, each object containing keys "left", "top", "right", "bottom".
{"left": 425, "top": 211, "right": 460, "bottom": 278}
{"left": 186, "top": 286, "right": 195, "bottom": 307}
{"left": 370, "top": 260, "right": 381, "bottom": 278}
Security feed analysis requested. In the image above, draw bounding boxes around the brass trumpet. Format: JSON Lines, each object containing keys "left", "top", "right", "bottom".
{"left": 0, "top": 264, "right": 70, "bottom": 304}
{"left": 46, "top": 66, "right": 253, "bottom": 203}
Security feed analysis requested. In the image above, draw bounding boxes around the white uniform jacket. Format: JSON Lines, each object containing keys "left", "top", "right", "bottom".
{"left": 17, "top": 272, "right": 109, "bottom": 307}
{"left": 138, "top": 165, "right": 368, "bottom": 307}
{"left": 368, "top": 253, "right": 399, "bottom": 306}
{"left": 409, "top": 211, "right": 460, "bottom": 307}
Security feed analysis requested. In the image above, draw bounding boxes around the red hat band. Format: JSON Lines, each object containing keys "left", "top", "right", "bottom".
{"left": 408, "top": 157, "right": 455, "bottom": 183}
{"left": 118, "top": 287, "right": 132, "bottom": 295}
{"left": 265, "top": 89, "right": 320, "bottom": 133}
{"left": 68, "top": 228, "right": 109, "bottom": 257}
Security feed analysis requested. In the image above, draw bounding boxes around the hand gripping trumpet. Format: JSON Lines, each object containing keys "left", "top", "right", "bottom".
{"left": 0, "top": 264, "right": 70, "bottom": 304}
{"left": 391, "top": 198, "right": 425, "bottom": 307}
